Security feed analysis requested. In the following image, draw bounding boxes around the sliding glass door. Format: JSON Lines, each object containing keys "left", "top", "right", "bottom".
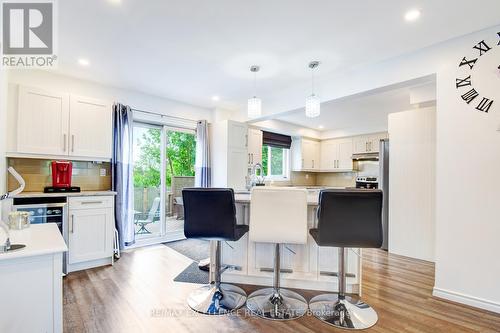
{"left": 132, "top": 122, "right": 196, "bottom": 244}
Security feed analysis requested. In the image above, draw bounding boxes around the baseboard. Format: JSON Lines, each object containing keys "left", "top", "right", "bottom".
{"left": 433, "top": 287, "right": 500, "bottom": 314}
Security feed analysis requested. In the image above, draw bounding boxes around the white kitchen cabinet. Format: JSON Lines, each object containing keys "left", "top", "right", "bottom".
{"left": 16, "top": 85, "right": 113, "bottom": 160}
{"left": 67, "top": 196, "right": 114, "bottom": 270}
{"left": 17, "top": 86, "right": 70, "bottom": 155}
{"left": 353, "top": 133, "right": 387, "bottom": 154}
{"left": 291, "top": 138, "right": 320, "bottom": 171}
{"left": 69, "top": 95, "right": 112, "bottom": 159}
{"left": 247, "top": 128, "right": 263, "bottom": 166}
{"left": 319, "top": 138, "right": 353, "bottom": 171}
{"left": 211, "top": 120, "right": 248, "bottom": 189}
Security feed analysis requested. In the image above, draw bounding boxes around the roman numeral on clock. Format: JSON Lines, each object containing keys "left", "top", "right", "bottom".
{"left": 461, "top": 89, "right": 479, "bottom": 104}
{"left": 459, "top": 57, "right": 477, "bottom": 69}
{"left": 473, "top": 40, "right": 491, "bottom": 56}
{"left": 455, "top": 76, "right": 471, "bottom": 88}
{"left": 476, "top": 97, "right": 494, "bottom": 113}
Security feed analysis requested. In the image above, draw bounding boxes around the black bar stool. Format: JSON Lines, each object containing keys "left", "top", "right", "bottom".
{"left": 182, "top": 188, "right": 249, "bottom": 315}
{"left": 309, "top": 189, "right": 383, "bottom": 330}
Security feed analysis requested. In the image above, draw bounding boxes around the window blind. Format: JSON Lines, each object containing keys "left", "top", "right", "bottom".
{"left": 262, "top": 131, "right": 292, "bottom": 149}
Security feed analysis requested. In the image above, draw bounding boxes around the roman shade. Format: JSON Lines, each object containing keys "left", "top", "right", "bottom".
{"left": 262, "top": 131, "right": 292, "bottom": 149}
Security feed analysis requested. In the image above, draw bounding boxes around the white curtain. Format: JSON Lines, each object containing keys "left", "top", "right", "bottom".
{"left": 195, "top": 120, "right": 211, "bottom": 188}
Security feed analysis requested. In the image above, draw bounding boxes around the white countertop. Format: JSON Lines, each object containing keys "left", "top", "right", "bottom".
{"left": 11, "top": 190, "right": 117, "bottom": 198}
{"left": 0, "top": 224, "right": 67, "bottom": 261}
{"left": 235, "top": 193, "right": 320, "bottom": 206}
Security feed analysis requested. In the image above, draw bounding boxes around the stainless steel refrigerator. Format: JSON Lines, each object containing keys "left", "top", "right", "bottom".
{"left": 379, "top": 139, "right": 389, "bottom": 250}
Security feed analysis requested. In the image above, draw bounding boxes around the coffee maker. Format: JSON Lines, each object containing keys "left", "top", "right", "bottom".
{"left": 44, "top": 161, "right": 81, "bottom": 193}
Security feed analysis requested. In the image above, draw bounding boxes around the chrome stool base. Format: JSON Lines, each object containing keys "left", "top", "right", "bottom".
{"left": 309, "top": 294, "right": 378, "bottom": 330}
{"left": 187, "top": 283, "right": 247, "bottom": 315}
{"left": 246, "top": 288, "right": 308, "bottom": 320}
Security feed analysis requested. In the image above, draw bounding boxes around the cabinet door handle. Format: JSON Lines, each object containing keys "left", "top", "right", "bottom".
{"left": 248, "top": 153, "right": 251, "bottom": 164}
{"left": 251, "top": 153, "right": 254, "bottom": 164}
{"left": 365, "top": 142, "right": 368, "bottom": 151}
{"left": 81, "top": 201, "right": 103, "bottom": 205}
{"left": 70, "top": 214, "right": 75, "bottom": 233}
{"left": 312, "top": 160, "right": 314, "bottom": 169}
{"left": 63, "top": 134, "right": 67, "bottom": 152}
{"left": 301, "top": 159, "right": 304, "bottom": 168}
{"left": 71, "top": 135, "right": 75, "bottom": 152}
{"left": 245, "top": 134, "right": 248, "bottom": 147}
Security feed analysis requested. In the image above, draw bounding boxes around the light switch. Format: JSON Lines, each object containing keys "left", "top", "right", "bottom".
{"left": 100, "top": 168, "right": 107, "bottom": 177}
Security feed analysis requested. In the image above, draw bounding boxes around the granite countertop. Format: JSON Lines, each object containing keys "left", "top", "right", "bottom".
{"left": 0, "top": 224, "right": 67, "bottom": 261}
{"left": 11, "top": 190, "right": 117, "bottom": 198}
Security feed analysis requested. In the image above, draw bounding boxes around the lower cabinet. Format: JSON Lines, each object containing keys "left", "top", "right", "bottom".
{"left": 67, "top": 196, "right": 115, "bottom": 271}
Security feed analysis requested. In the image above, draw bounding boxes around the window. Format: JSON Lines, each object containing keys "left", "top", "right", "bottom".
{"left": 261, "top": 145, "right": 290, "bottom": 180}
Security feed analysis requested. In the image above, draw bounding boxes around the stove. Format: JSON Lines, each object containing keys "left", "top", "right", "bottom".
{"left": 355, "top": 176, "right": 378, "bottom": 189}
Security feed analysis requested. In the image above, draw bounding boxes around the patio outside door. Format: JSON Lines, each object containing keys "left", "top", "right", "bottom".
{"left": 132, "top": 122, "right": 196, "bottom": 244}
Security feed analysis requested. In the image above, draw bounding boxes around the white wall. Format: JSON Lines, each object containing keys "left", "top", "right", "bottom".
{"left": 388, "top": 107, "right": 436, "bottom": 262}
{"left": 6, "top": 70, "right": 213, "bottom": 151}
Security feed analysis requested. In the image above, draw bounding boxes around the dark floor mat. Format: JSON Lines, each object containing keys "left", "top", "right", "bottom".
{"left": 164, "top": 239, "right": 210, "bottom": 284}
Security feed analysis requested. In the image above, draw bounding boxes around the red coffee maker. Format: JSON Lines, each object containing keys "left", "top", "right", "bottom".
{"left": 52, "top": 161, "right": 73, "bottom": 188}
{"left": 44, "top": 161, "right": 80, "bottom": 193}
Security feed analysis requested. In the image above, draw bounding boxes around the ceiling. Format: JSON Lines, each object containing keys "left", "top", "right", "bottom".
{"left": 275, "top": 80, "right": 435, "bottom": 137}
{"left": 54, "top": 0, "right": 500, "bottom": 112}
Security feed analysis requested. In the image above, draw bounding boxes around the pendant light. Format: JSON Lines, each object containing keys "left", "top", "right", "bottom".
{"left": 305, "top": 61, "right": 320, "bottom": 118}
{"left": 247, "top": 65, "right": 262, "bottom": 119}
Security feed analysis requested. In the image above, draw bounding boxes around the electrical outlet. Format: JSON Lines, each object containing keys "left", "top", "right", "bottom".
{"left": 100, "top": 168, "right": 107, "bottom": 177}
{"left": 305, "top": 174, "right": 309, "bottom": 179}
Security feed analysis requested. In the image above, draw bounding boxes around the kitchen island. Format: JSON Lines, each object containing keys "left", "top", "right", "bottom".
{"left": 0, "top": 224, "right": 67, "bottom": 333}
{"left": 211, "top": 190, "right": 362, "bottom": 294}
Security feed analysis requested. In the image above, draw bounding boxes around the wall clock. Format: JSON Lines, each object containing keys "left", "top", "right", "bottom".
{"left": 455, "top": 32, "right": 499, "bottom": 113}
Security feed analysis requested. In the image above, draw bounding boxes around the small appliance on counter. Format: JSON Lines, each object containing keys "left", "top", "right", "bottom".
{"left": 44, "top": 161, "right": 81, "bottom": 193}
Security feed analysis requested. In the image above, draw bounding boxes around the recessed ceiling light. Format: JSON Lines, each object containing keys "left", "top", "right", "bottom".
{"left": 318, "top": 125, "right": 324, "bottom": 129}
{"left": 108, "top": 0, "right": 122, "bottom": 5}
{"left": 405, "top": 9, "right": 421, "bottom": 22}
{"left": 212, "top": 95, "right": 220, "bottom": 101}
{"left": 78, "top": 58, "right": 90, "bottom": 66}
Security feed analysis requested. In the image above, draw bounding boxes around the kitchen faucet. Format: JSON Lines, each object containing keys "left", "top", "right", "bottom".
{"left": 246, "top": 163, "right": 265, "bottom": 190}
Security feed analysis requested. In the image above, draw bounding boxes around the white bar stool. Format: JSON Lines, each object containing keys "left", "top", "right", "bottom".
{"left": 246, "top": 187, "right": 309, "bottom": 320}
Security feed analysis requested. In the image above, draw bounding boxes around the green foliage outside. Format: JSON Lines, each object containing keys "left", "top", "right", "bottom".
{"left": 133, "top": 128, "right": 196, "bottom": 188}
{"left": 261, "top": 145, "right": 284, "bottom": 176}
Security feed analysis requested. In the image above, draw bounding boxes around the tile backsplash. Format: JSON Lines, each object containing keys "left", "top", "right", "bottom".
{"left": 7, "top": 158, "right": 112, "bottom": 192}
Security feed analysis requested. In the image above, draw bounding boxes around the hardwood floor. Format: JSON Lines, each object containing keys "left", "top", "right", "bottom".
{"left": 63, "top": 246, "right": 500, "bottom": 333}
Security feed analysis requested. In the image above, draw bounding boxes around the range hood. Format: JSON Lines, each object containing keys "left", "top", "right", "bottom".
{"left": 351, "top": 152, "right": 379, "bottom": 161}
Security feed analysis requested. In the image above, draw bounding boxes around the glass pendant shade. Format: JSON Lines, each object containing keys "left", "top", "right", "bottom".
{"left": 305, "top": 94, "right": 320, "bottom": 118}
{"left": 247, "top": 96, "right": 262, "bottom": 118}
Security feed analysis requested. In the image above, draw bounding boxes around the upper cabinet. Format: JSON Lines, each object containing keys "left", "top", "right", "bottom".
{"left": 320, "top": 138, "right": 354, "bottom": 172}
{"left": 16, "top": 86, "right": 112, "bottom": 160}
{"left": 69, "top": 95, "right": 112, "bottom": 159}
{"left": 247, "top": 128, "right": 263, "bottom": 166}
{"left": 291, "top": 138, "right": 320, "bottom": 171}
{"left": 353, "top": 133, "right": 388, "bottom": 154}
{"left": 17, "top": 86, "right": 70, "bottom": 156}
